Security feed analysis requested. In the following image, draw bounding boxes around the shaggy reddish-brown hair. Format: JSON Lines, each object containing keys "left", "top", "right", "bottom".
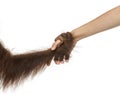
{"left": 0, "top": 32, "right": 74, "bottom": 89}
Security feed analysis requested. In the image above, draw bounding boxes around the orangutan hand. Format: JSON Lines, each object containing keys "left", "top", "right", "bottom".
{"left": 51, "top": 32, "right": 76, "bottom": 65}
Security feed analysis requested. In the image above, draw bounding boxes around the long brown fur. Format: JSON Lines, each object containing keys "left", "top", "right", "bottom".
{"left": 0, "top": 32, "right": 74, "bottom": 89}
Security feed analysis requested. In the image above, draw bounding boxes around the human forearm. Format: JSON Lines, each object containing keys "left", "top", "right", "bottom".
{"left": 51, "top": 5, "right": 120, "bottom": 64}
{"left": 71, "top": 6, "right": 120, "bottom": 41}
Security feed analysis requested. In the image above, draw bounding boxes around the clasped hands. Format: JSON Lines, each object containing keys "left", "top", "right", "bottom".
{"left": 51, "top": 32, "right": 76, "bottom": 65}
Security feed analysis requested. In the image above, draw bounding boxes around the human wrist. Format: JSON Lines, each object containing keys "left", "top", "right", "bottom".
{"left": 70, "top": 30, "right": 81, "bottom": 42}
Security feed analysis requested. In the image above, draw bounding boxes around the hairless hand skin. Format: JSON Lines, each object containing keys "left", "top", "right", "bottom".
{"left": 51, "top": 5, "right": 120, "bottom": 65}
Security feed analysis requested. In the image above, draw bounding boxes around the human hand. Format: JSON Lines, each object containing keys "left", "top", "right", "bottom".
{"left": 51, "top": 32, "right": 76, "bottom": 65}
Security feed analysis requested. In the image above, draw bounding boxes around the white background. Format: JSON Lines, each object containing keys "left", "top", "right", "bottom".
{"left": 0, "top": 0, "right": 120, "bottom": 94}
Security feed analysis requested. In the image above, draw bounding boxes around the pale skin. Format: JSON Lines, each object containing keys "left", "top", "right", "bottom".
{"left": 51, "top": 5, "right": 120, "bottom": 65}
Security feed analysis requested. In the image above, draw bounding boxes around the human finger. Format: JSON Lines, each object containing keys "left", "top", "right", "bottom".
{"left": 51, "top": 40, "right": 61, "bottom": 50}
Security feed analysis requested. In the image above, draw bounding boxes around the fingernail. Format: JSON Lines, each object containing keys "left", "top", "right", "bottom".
{"left": 51, "top": 47, "right": 55, "bottom": 50}
{"left": 61, "top": 61, "right": 64, "bottom": 64}
{"left": 56, "top": 61, "right": 60, "bottom": 65}
{"left": 65, "top": 60, "right": 69, "bottom": 63}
